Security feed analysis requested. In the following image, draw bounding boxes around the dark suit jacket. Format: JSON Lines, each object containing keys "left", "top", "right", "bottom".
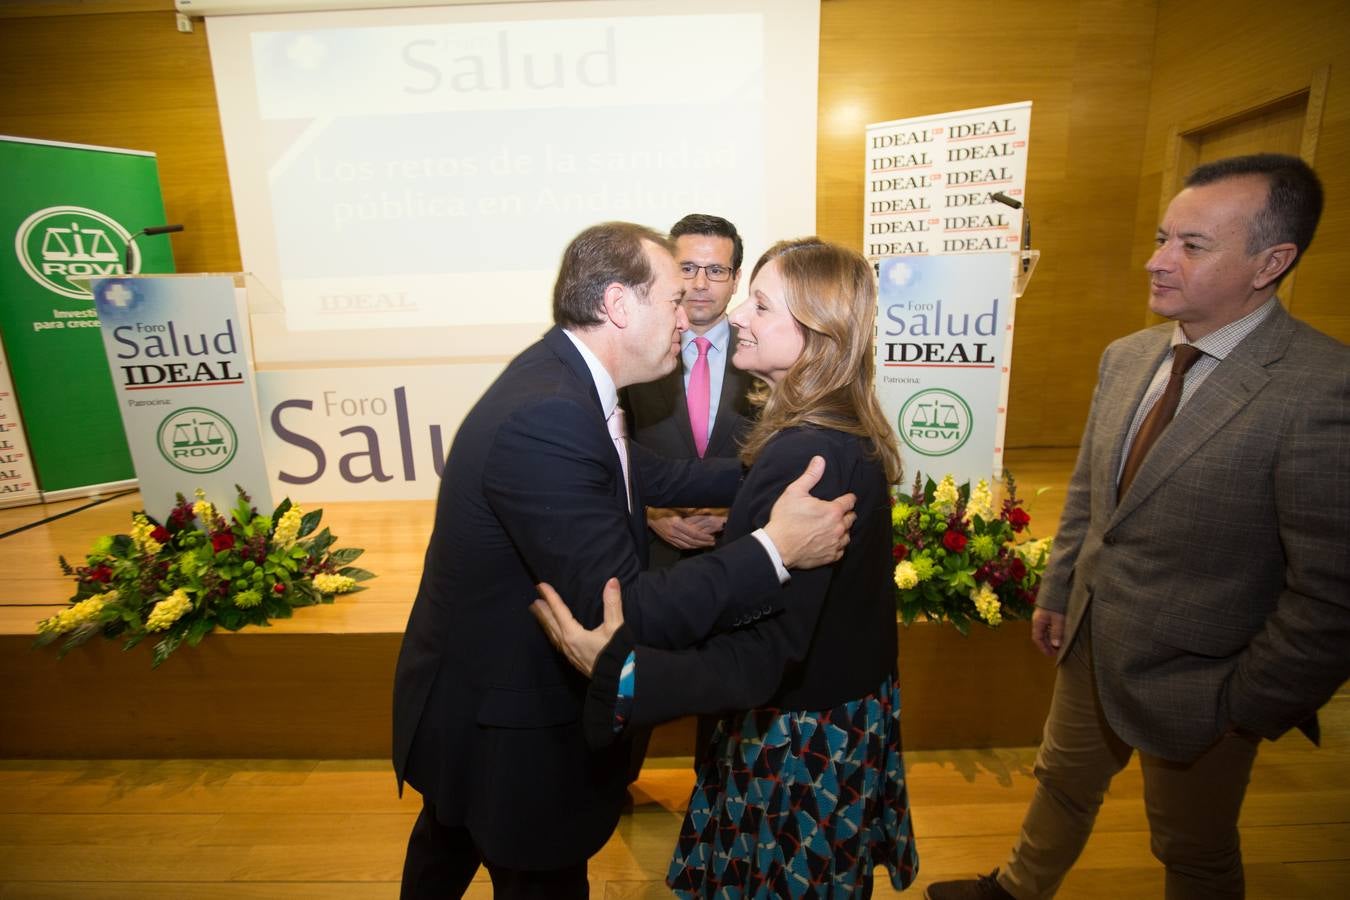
{"left": 392, "top": 327, "right": 789, "bottom": 870}
{"left": 587, "top": 426, "right": 898, "bottom": 734}
{"left": 622, "top": 326, "right": 756, "bottom": 568}
{"left": 1041, "top": 303, "right": 1349, "bottom": 763}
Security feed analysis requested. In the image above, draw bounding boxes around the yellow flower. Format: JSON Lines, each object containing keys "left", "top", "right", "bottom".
{"left": 129, "top": 514, "right": 162, "bottom": 556}
{"left": 37, "top": 592, "right": 114, "bottom": 635}
{"left": 192, "top": 488, "right": 216, "bottom": 526}
{"left": 933, "top": 475, "right": 960, "bottom": 513}
{"left": 312, "top": 573, "right": 357, "bottom": 594}
{"left": 147, "top": 589, "right": 192, "bottom": 632}
{"left": 890, "top": 503, "right": 913, "bottom": 527}
{"left": 273, "top": 506, "right": 304, "bottom": 548}
{"left": 971, "top": 583, "right": 1002, "bottom": 626}
{"left": 967, "top": 478, "right": 994, "bottom": 522}
{"left": 894, "top": 561, "right": 919, "bottom": 590}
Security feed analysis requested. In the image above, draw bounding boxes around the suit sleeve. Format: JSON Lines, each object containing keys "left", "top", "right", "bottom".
{"left": 611, "top": 432, "right": 846, "bottom": 729}
{"left": 1035, "top": 349, "right": 1110, "bottom": 614}
{"left": 481, "top": 395, "right": 782, "bottom": 650}
{"left": 1223, "top": 351, "right": 1350, "bottom": 739}
{"left": 629, "top": 439, "right": 742, "bottom": 509}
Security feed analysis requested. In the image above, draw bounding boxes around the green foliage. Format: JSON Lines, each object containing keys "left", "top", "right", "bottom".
{"left": 892, "top": 473, "right": 1053, "bottom": 632}
{"left": 34, "top": 487, "right": 373, "bottom": 668}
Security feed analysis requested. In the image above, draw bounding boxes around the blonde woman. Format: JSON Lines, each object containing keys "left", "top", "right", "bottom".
{"left": 535, "top": 238, "right": 919, "bottom": 897}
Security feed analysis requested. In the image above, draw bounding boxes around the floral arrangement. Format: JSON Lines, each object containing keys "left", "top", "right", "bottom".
{"left": 892, "top": 473, "right": 1053, "bottom": 634}
{"left": 35, "top": 487, "right": 372, "bottom": 667}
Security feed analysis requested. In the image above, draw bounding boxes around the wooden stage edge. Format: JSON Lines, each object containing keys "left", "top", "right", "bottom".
{"left": 0, "top": 449, "right": 1076, "bottom": 759}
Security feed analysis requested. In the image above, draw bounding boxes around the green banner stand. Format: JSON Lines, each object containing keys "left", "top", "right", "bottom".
{"left": 0, "top": 135, "right": 177, "bottom": 497}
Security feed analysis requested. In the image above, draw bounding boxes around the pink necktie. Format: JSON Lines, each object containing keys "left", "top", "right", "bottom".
{"left": 688, "top": 337, "right": 711, "bottom": 458}
{"left": 607, "top": 406, "right": 631, "bottom": 511}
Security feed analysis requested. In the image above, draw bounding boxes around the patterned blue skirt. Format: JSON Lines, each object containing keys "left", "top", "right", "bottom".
{"left": 667, "top": 675, "right": 919, "bottom": 898}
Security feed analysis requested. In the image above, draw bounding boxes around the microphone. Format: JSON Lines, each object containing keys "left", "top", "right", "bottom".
{"left": 990, "top": 193, "right": 1031, "bottom": 272}
{"left": 124, "top": 224, "right": 185, "bottom": 272}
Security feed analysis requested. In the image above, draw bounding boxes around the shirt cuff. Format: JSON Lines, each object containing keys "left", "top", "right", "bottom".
{"left": 613, "top": 651, "right": 635, "bottom": 733}
{"left": 751, "top": 527, "right": 791, "bottom": 584}
{"left": 583, "top": 624, "right": 636, "bottom": 749}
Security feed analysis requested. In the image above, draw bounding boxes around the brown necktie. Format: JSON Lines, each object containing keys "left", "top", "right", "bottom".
{"left": 1118, "top": 344, "right": 1203, "bottom": 500}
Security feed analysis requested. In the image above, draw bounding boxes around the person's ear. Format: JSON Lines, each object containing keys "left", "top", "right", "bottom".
{"left": 1253, "top": 243, "right": 1297, "bottom": 291}
{"left": 601, "top": 283, "right": 629, "bottom": 328}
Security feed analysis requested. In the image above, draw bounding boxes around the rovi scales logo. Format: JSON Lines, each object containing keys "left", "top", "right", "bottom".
{"left": 14, "top": 205, "right": 132, "bottom": 300}
{"left": 157, "top": 407, "right": 238, "bottom": 474}
{"left": 898, "top": 388, "right": 973, "bottom": 457}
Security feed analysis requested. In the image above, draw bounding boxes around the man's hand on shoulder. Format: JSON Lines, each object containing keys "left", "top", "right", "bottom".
{"left": 763, "top": 456, "right": 857, "bottom": 569}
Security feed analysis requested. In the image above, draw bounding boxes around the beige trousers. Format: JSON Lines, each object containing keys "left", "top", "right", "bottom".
{"left": 998, "top": 622, "right": 1261, "bottom": 899}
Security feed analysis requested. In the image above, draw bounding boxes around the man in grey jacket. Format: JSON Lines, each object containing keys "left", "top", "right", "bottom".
{"left": 928, "top": 154, "right": 1349, "bottom": 899}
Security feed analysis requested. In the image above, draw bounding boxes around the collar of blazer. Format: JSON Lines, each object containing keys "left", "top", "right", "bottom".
{"left": 1107, "top": 303, "right": 1293, "bottom": 522}
{"left": 543, "top": 325, "right": 605, "bottom": 415}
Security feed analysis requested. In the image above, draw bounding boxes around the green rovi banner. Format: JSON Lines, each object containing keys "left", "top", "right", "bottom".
{"left": 0, "top": 135, "right": 176, "bottom": 495}
{"left": 90, "top": 275, "right": 273, "bottom": 518}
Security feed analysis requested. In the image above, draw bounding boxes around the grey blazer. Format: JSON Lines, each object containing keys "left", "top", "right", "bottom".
{"left": 1041, "top": 302, "right": 1349, "bottom": 763}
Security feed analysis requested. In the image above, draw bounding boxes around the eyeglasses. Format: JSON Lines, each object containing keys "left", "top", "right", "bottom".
{"left": 679, "top": 262, "right": 735, "bottom": 283}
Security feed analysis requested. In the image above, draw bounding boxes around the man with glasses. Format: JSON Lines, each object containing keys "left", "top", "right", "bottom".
{"left": 624, "top": 213, "right": 755, "bottom": 567}
{"left": 620, "top": 213, "right": 756, "bottom": 785}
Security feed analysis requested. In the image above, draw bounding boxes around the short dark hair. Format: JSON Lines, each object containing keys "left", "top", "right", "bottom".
{"left": 552, "top": 222, "right": 674, "bottom": 329}
{"left": 1185, "top": 154, "right": 1323, "bottom": 279}
{"left": 670, "top": 213, "right": 744, "bottom": 272}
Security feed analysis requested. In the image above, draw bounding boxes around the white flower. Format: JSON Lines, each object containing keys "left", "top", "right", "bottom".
{"left": 967, "top": 478, "right": 994, "bottom": 523}
{"left": 933, "top": 475, "right": 960, "bottom": 514}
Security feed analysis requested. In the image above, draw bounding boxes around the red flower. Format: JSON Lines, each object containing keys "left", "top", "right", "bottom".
{"left": 168, "top": 504, "right": 196, "bottom": 528}
{"left": 942, "top": 530, "right": 968, "bottom": 553}
{"left": 1008, "top": 557, "right": 1028, "bottom": 581}
{"left": 211, "top": 532, "right": 236, "bottom": 552}
{"left": 151, "top": 526, "right": 171, "bottom": 543}
{"left": 1006, "top": 506, "right": 1031, "bottom": 532}
{"left": 87, "top": 564, "right": 113, "bottom": 584}
{"left": 273, "top": 583, "right": 286, "bottom": 594}
{"left": 892, "top": 543, "right": 909, "bottom": 561}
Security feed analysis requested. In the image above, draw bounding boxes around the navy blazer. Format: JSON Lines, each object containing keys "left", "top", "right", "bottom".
{"left": 392, "top": 327, "right": 786, "bottom": 869}
{"left": 588, "top": 426, "right": 898, "bottom": 735}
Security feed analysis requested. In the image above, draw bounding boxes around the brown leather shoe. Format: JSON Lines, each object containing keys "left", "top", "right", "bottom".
{"left": 925, "top": 869, "right": 1016, "bottom": 900}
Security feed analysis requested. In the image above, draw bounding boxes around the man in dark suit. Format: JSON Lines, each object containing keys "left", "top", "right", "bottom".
{"left": 928, "top": 154, "right": 1349, "bottom": 899}
{"left": 624, "top": 213, "right": 756, "bottom": 568}
{"left": 620, "top": 213, "right": 755, "bottom": 782}
{"left": 393, "top": 222, "right": 858, "bottom": 899}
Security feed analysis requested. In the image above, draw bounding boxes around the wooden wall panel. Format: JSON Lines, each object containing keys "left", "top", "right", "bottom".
{"left": 1134, "top": 0, "right": 1350, "bottom": 342}
{"left": 0, "top": 2, "right": 240, "bottom": 275}
{"left": 2, "top": 1, "right": 1344, "bottom": 453}
{"left": 820, "top": 1, "right": 1159, "bottom": 448}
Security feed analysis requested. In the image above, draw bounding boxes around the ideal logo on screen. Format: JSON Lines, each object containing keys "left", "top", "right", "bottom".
{"left": 899, "top": 389, "right": 973, "bottom": 457}
{"left": 157, "top": 407, "right": 239, "bottom": 474}
{"left": 14, "top": 206, "right": 133, "bottom": 300}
